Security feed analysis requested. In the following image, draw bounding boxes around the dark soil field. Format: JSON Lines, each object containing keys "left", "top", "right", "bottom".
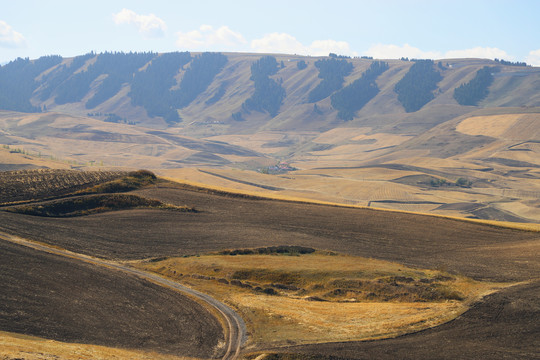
{"left": 1, "top": 184, "right": 537, "bottom": 281}
{"left": 0, "top": 182, "right": 539, "bottom": 358}
{"left": 0, "top": 240, "right": 224, "bottom": 358}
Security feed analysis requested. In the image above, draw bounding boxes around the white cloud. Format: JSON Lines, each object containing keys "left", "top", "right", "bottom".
{"left": 251, "top": 33, "right": 305, "bottom": 54}
{"left": 364, "top": 43, "right": 515, "bottom": 61}
{"left": 0, "top": 20, "right": 25, "bottom": 48}
{"left": 176, "top": 25, "right": 246, "bottom": 50}
{"left": 251, "top": 32, "right": 357, "bottom": 56}
{"left": 364, "top": 43, "right": 441, "bottom": 60}
{"left": 444, "top": 47, "right": 513, "bottom": 60}
{"left": 309, "top": 39, "right": 357, "bottom": 57}
{"left": 113, "top": 8, "right": 166, "bottom": 38}
{"left": 525, "top": 49, "right": 540, "bottom": 66}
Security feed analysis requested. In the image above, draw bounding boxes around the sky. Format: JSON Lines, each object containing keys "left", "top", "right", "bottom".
{"left": 1, "top": 0, "right": 540, "bottom": 66}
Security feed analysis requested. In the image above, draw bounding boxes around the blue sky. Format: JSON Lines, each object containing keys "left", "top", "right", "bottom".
{"left": 1, "top": 0, "right": 540, "bottom": 65}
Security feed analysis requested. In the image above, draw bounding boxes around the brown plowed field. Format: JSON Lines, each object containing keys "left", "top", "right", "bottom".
{"left": 0, "top": 183, "right": 539, "bottom": 358}
{"left": 0, "top": 184, "right": 537, "bottom": 281}
{"left": 0, "top": 240, "right": 223, "bottom": 358}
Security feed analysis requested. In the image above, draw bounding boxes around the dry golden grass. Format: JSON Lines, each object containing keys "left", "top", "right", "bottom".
{"left": 456, "top": 113, "right": 540, "bottom": 139}
{"left": 0, "top": 331, "right": 194, "bottom": 360}
{"left": 0, "top": 147, "right": 71, "bottom": 170}
{"left": 456, "top": 114, "right": 524, "bottom": 137}
{"left": 137, "top": 251, "right": 504, "bottom": 349}
{"left": 312, "top": 127, "right": 371, "bottom": 144}
{"left": 231, "top": 293, "right": 464, "bottom": 347}
{"left": 162, "top": 171, "right": 540, "bottom": 231}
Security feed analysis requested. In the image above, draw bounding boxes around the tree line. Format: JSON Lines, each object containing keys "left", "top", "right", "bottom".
{"left": 242, "top": 56, "right": 286, "bottom": 117}
{"left": 331, "top": 61, "right": 389, "bottom": 120}
{"left": 394, "top": 59, "right": 442, "bottom": 112}
{"left": 453, "top": 66, "right": 496, "bottom": 106}
{"left": 0, "top": 55, "right": 62, "bottom": 112}
{"left": 308, "top": 58, "right": 353, "bottom": 103}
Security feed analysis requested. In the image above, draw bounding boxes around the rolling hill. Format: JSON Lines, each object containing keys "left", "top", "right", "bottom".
{"left": 0, "top": 52, "right": 539, "bottom": 222}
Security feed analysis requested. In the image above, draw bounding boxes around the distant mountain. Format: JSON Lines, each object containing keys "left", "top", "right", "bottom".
{"left": 1, "top": 52, "right": 539, "bottom": 222}
{"left": 0, "top": 52, "right": 539, "bottom": 134}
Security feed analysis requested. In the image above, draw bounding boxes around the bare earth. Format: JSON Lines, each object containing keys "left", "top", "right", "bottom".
{"left": 0, "top": 239, "right": 224, "bottom": 358}
{"left": 0, "top": 183, "right": 539, "bottom": 359}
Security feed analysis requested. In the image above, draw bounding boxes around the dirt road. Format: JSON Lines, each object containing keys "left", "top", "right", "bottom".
{"left": 0, "top": 184, "right": 538, "bottom": 358}
{"left": 0, "top": 231, "right": 246, "bottom": 359}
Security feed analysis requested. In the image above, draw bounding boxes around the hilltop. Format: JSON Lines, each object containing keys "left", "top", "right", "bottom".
{"left": 0, "top": 52, "right": 538, "bottom": 130}
{"left": 0, "top": 52, "right": 539, "bottom": 222}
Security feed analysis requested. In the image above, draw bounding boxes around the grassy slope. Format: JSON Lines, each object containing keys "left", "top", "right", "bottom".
{"left": 161, "top": 168, "right": 540, "bottom": 227}
{"left": 0, "top": 331, "right": 192, "bottom": 360}
{"left": 137, "top": 250, "right": 503, "bottom": 349}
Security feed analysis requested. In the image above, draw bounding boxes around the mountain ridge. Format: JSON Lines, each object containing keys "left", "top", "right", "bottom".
{"left": 1, "top": 51, "right": 539, "bottom": 223}
{"left": 1, "top": 52, "right": 538, "bottom": 132}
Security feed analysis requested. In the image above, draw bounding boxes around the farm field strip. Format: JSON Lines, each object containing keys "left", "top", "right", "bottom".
{"left": 0, "top": 231, "right": 246, "bottom": 360}
{"left": 160, "top": 173, "right": 540, "bottom": 230}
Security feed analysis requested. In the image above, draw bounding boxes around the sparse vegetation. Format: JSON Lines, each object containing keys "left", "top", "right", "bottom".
{"left": 219, "top": 245, "right": 315, "bottom": 256}
{"left": 494, "top": 58, "right": 528, "bottom": 67}
{"left": 4, "top": 193, "right": 191, "bottom": 217}
{"left": 78, "top": 169, "right": 157, "bottom": 194}
{"left": 139, "top": 249, "right": 500, "bottom": 348}
{"left": 0, "top": 169, "right": 192, "bottom": 216}
{"left": 155, "top": 250, "right": 467, "bottom": 303}
{"left": 430, "top": 177, "right": 448, "bottom": 187}
{"left": 0, "top": 169, "right": 126, "bottom": 205}
{"left": 455, "top": 177, "right": 472, "bottom": 188}
{"left": 205, "top": 82, "right": 228, "bottom": 105}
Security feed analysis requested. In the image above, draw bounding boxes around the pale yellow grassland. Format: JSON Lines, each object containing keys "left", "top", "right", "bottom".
{"left": 0, "top": 147, "right": 71, "bottom": 169}
{"left": 307, "top": 143, "right": 395, "bottom": 156}
{"left": 161, "top": 174, "right": 540, "bottom": 231}
{"left": 368, "top": 202, "right": 442, "bottom": 213}
{"left": 206, "top": 133, "right": 289, "bottom": 154}
{"left": 502, "top": 114, "right": 540, "bottom": 139}
{"left": 0, "top": 331, "right": 193, "bottom": 360}
{"left": 295, "top": 167, "right": 422, "bottom": 181}
{"left": 350, "top": 132, "right": 411, "bottom": 147}
{"left": 492, "top": 201, "right": 540, "bottom": 222}
{"left": 394, "top": 156, "right": 488, "bottom": 170}
{"left": 312, "top": 127, "right": 371, "bottom": 144}
{"left": 491, "top": 148, "right": 540, "bottom": 165}
{"left": 138, "top": 253, "right": 505, "bottom": 349}
{"left": 230, "top": 293, "right": 464, "bottom": 347}
{"left": 456, "top": 114, "right": 524, "bottom": 137}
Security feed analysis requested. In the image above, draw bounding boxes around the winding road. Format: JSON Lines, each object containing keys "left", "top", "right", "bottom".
{"left": 0, "top": 231, "right": 246, "bottom": 360}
